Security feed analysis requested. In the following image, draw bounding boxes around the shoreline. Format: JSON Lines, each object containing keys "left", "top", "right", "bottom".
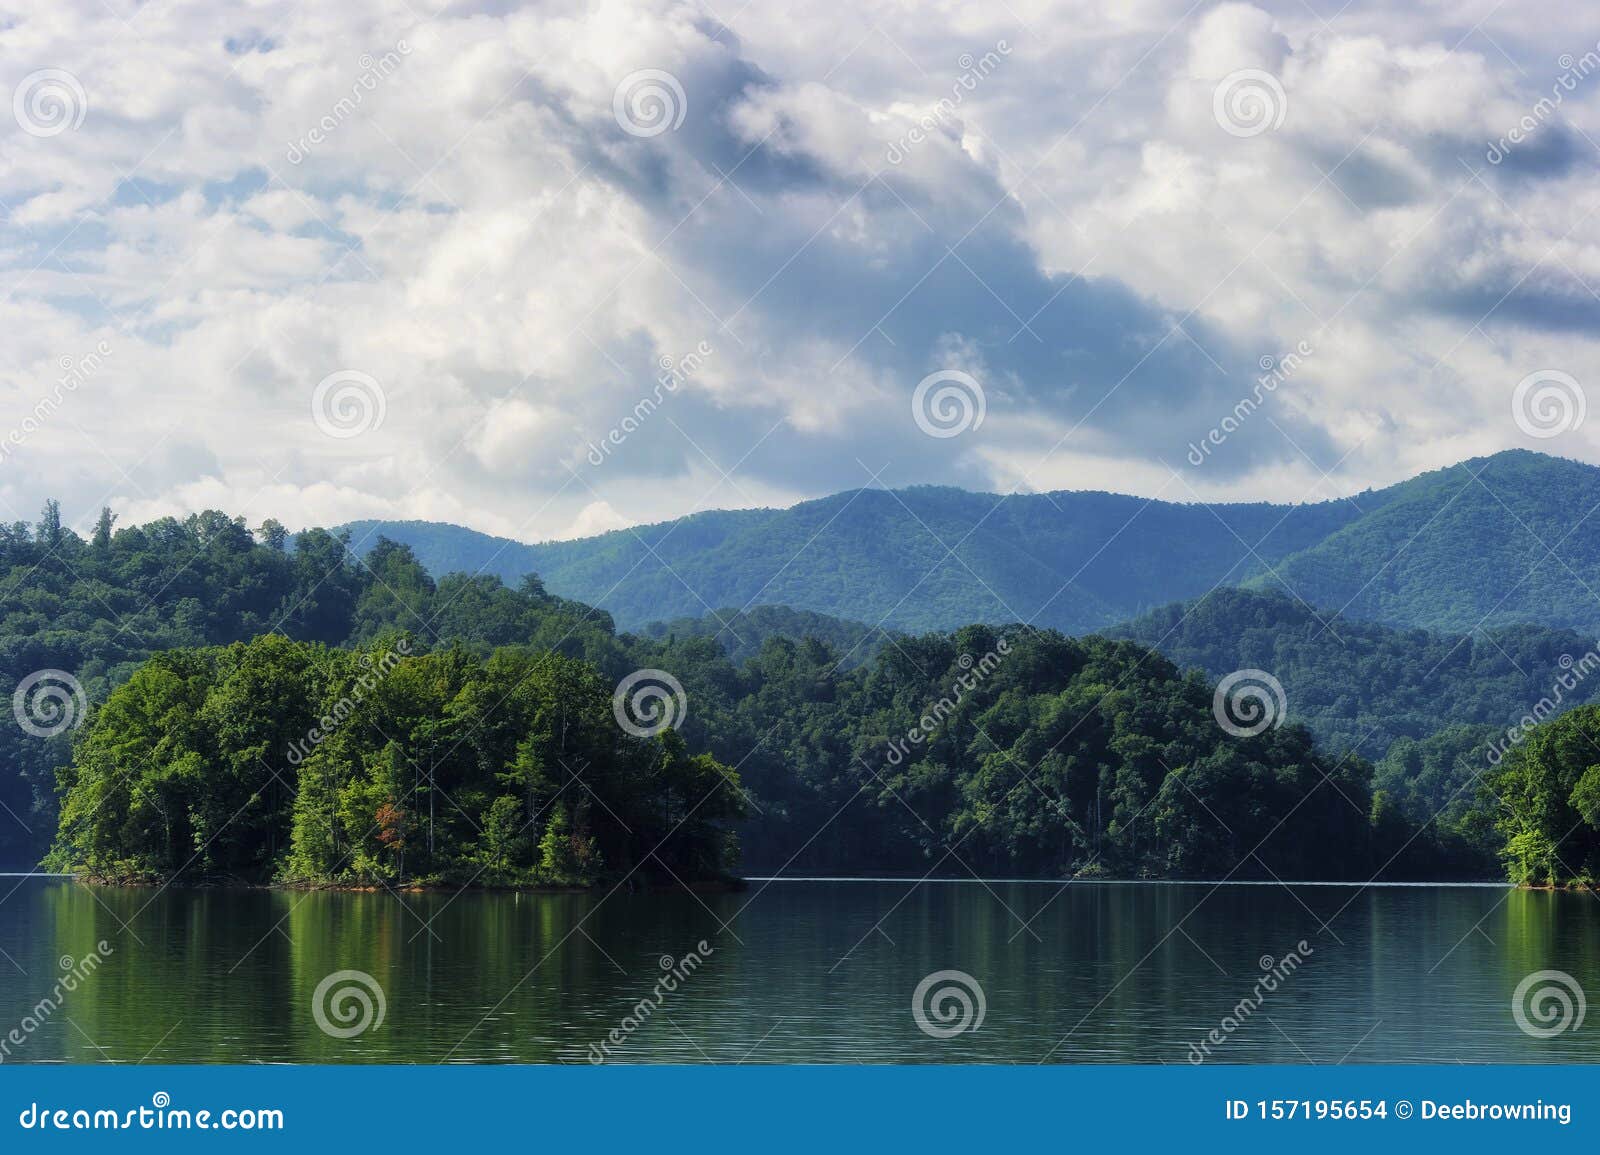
{"left": 61, "top": 873, "right": 748, "bottom": 894}
{"left": 744, "top": 875, "right": 1518, "bottom": 888}
{"left": 18, "top": 871, "right": 1556, "bottom": 890}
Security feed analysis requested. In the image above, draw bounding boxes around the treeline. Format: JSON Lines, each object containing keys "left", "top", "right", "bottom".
{"left": 49, "top": 635, "right": 742, "bottom": 886}
{"left": 653, "top": 626, "right": 1488, "bottom": 879}
{"left": 1114, "top": 587, "right": 1600, "bottom": 760}
{"left": 633, "top": 604, "right": 895, "bottom": 667}
{"left": 0, "top": 504, "right": 624, "bottom": 866}
{"left": 50, "top": 617, "right": 1491, "bottom": 884}
{"left": 1485, "top": 706, "right": 1600, "bottom": 886}
{"left": 1112, "top": 586, "right": 1600, "bottom": 872}
{"left": 17, "top": 502, "right": 1590, "bottom": 883}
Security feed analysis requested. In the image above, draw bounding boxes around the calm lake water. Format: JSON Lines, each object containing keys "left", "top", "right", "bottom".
{"left": 0, "top": 875, "right": 1595, "bottom": 1064}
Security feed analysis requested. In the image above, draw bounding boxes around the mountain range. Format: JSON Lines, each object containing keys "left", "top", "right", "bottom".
{"left": 13, "top": 449, "right": 1600, "bottom": 875}
{"left": 343, "top": 449, "right": 1600, "bottom": 637}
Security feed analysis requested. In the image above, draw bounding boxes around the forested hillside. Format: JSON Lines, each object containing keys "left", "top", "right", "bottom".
{"left": 1251, "top": 450, "right": 1600, "bottom": 634}
{"left": 335, "top": 519, "right": 541, "bottom": 587}
{"left": 347, "top": 451, "right": 1600, "bottom": 638}
{"left": 53, "top": 617, "right": 1480, "bottom": 884}
{"left": 634, "top": 605, "right": 895, "bottom": 666}
{"left": 646, "top": 625, "right": 1476, "bottom": 879}
{"left": 345, "top": 485, "right": 1371, "bottom": 632}
{"left": 12, "top": 500, "right": 1486, "bottom": 883}
{"left": 51, "top": 636, "right": 742, "bottom": 888}
{"left": 1113, "top": 588, "right": 1600, "bottom": 758}
{"left": 0, "top": 506, "right": 630, "bottom": 867}
{"left": 20, "top": 465, "right": 1600, "bottom": 883}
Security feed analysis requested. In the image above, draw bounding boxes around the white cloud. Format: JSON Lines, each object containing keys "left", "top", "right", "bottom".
{"left": 0, "top": 0, "right": 1595, "bottom": 545}
{"left": 558, "top": 498, "right": 634, "bottom": 539}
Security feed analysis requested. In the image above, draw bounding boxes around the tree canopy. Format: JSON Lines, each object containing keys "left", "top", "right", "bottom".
{"left": 13, "top": 497, "right": 1594, "bottom": 886}
{"left": 50, "top": 635, "right": 744, "bottom": 887}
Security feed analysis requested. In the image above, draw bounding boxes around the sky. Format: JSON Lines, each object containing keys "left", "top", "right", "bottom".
{"left": 2, "top": 0, "right": 1599, "bottom": 543}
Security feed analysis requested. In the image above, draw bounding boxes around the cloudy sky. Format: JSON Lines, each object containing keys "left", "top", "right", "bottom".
{"left": 2, "top": 0, "right": 1598, "bottom": 541}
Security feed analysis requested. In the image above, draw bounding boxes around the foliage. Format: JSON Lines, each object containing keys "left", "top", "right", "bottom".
{"left": 633, "top": 605, "right": 895, "bottom": 667}
{"left": 1114, "top": 587, "right": 1600, "bottom": 759}
{"left": 349, "top": 451, "right": 1600, "bottom": 642}
{"left": 633, "top": 625, "right": 1477, "bottom": 880}
{"left": 23, "top": 473, "right": 1600, "bottom": 885}
{"left": 345, "top": 486, "right": 1366, "bottom": 633}
{"left": 1485, "top": 705, "right": 1600, "bottom": 886}
{"left": 1370, "top": 725, "right": 1503, "bottom": 875}
{"left": 49, "top": 636, "right": 744, "bottom": 887}
{"left": 0, "top": 513, "right": 628, "bottom": 866}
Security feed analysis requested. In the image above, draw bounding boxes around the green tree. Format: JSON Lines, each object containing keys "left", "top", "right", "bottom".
{"left": 1486, "top": 705, "right": 1600, "bottom": 886}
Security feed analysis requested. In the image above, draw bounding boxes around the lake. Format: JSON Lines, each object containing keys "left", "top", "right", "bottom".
{"left": 0, "top": 875, "right": 1594, "bottom": 1064}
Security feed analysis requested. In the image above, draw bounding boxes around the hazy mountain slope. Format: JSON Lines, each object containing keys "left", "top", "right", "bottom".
{"left": 348, "top": 487, "right": 1370, "bottom": 631}
{"left": 1250, "top": 451, "right": 1600, "bottom": 634}
{"left": 342, "top": 450, "right": 1600, "bottom": 635}
{"left": 338, "top": 519, "right": 543, "bottom": 586}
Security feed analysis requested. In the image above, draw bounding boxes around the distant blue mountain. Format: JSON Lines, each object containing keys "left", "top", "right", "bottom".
{"left": 342, "top": 449, "right": 1600, "bottom": 635}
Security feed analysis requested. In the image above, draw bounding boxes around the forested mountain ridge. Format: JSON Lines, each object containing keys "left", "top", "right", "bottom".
{"left": 334, "top": 518, "right": 544, "bottom": 588}
{"left": 1247, "top": 450, "right": 1600, "bottom": 634}
{"left": 347, "top": 485, "right": 1373, "bottom": 632}
{"left": 2, "top": 502, "right": 1486, "bottom": 882}
{"left": 18, "top": 452, "right": 1600, "bottom": 884}
{"left": 1112, "top": 588, "right": 1600, "bottom": 759}
{"left": 345, "top": 450, "right": 1600, "bottom": 636}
